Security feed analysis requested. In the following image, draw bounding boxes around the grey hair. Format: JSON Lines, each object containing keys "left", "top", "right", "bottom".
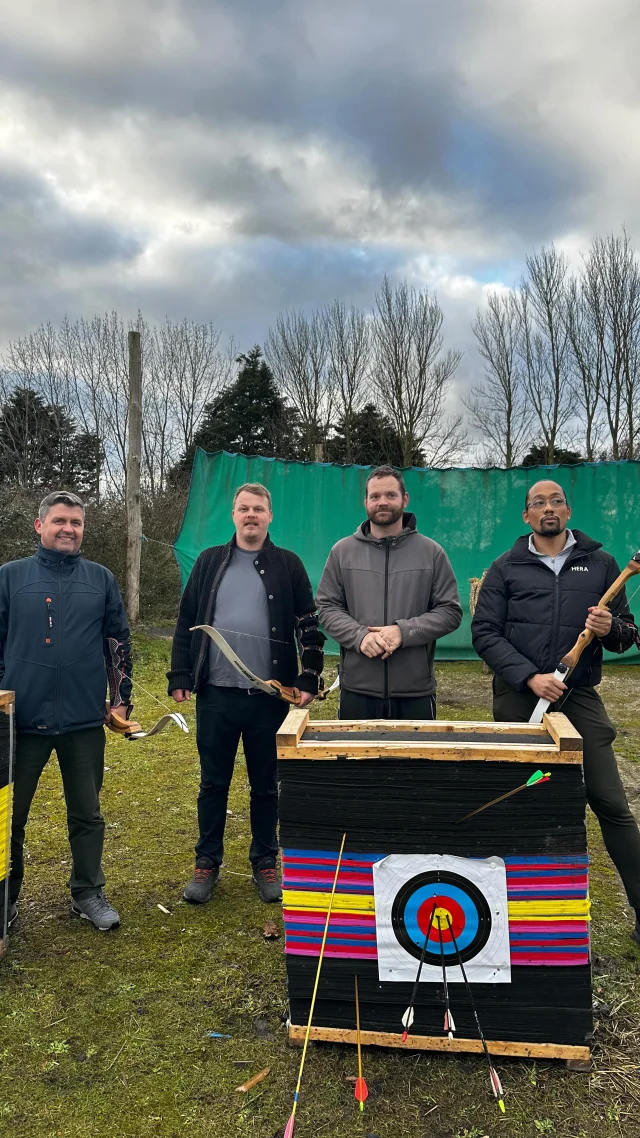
{"left": 38, "top": 491, "right": 85, "bottom": 523}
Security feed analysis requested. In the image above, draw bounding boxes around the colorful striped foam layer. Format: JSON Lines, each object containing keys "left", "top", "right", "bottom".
{"left": 282, "top": 849, "right": 590, "bottom": 967}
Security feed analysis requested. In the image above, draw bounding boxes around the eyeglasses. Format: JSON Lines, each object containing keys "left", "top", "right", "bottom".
{"left": 526, "top": 496, "right": 567, "bottom": 510}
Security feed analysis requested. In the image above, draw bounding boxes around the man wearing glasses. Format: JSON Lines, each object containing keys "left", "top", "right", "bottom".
{"left": 471, "top": 479, "right": 640, "bottom": 946}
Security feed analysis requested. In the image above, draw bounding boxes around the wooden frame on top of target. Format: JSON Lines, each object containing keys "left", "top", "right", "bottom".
{"left": 277, "top": 711, "right": 591, "bottom": 1064}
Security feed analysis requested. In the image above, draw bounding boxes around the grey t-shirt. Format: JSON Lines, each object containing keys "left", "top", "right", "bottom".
{"left": 208, "top": 546, "right": 273, "bottom": 688}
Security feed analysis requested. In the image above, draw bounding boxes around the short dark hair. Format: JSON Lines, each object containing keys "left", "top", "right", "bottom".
{"left": 365, "top": 465, "right": 406, "bottom": 497}
{"left": 38, "top": 491, "right": 85, "bottom": 523}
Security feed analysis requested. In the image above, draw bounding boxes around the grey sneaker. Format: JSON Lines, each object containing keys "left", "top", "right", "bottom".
{"left": 183, "top": 857, "right": 220, "bottom": 904}
{"left": 71, "top": 891, "right": 120, "bottom": 931}
{"left": 7, "top": 902, "right": 18, "bottom": 928}
{"left": 252, "top": 862, "right": 282, "bottom": 903}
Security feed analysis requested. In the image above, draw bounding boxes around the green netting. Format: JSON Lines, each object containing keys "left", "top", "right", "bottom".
{"left": 173, "top": 450, "right": 640, "bottom": 661}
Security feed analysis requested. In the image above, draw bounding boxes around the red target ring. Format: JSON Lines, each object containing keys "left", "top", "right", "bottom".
{"left": 416, "top": 895, "right": 465, "bottom": 944}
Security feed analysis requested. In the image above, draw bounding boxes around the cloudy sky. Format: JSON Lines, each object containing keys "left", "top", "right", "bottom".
{"left": 2, "top": 0, "right": 639, "bottom": 397}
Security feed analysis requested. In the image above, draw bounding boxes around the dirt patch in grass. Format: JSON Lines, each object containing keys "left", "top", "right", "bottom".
{"left": 1, "top": 644, "right": 639, "bottom": 1137}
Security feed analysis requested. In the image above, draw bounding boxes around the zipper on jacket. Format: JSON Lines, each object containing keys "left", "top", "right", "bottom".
{"left": 383, "top": 541, "right": 390, "bottom": 700}
{"left": 54, "top": 566, "right": 63, "bottom": 734}
{"left": 548, "top": 573, "right": 560, "bottom": 671}
{"left": 45, "top": 597, "right": 53, "bottom": 644}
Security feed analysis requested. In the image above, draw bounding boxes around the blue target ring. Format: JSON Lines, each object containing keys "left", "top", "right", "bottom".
{"left": 391, "top": 870, "right": 492, "bottom": 965}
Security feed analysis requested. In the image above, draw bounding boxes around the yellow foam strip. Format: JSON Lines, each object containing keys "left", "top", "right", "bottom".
{"left": 283, "top": 890, "right": 374, "bottom": 914}
{"left": 283, "top": 890, "right": 591, "bottom": 922}
{"left": 0, "top": 782, "right": 12, "bottom": 882}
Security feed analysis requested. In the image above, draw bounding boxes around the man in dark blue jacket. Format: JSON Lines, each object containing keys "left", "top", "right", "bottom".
{"left": 471, "top": 479, "right": 640, "bottom": 945}
{"left": 1, "top": 491, "right": 132, "bottom": 932}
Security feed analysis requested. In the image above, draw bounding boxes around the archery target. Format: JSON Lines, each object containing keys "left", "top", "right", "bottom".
{"left": 373, "top": 854, "right": 511, "bottom": 984}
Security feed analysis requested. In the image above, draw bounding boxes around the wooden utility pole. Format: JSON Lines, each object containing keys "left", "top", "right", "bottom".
{"left": 126, "top": 330, "right": 143, "bottom": 625}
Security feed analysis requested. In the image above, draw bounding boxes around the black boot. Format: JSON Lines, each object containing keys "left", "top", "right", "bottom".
{"left": 633, "top": 909, "right": 640, "bottom": 946}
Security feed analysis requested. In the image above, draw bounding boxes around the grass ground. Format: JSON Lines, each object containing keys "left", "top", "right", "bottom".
{"left": 1, "top": 639, "right": 640, "bottom": 1138}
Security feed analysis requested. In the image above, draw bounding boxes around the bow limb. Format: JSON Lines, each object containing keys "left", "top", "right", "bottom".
{"left": 108, "top": 707, "right": 189, "bottom": 741}
{"left": 191, "top": 624, "right": 303, "bottom": 704}
{"left": 560, "top": 550, "right": 640, "bottom": 673}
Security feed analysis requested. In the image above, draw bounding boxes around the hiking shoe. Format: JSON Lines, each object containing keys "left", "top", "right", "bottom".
{"left": 183, "top": 857, "right": 219, "bottom": 904}
{"left": 71, "top": 891, "right": 120, "bottom": 931}
{"left": 7, "top": 902, "right": 18, "bottom": 929}
{"left": 252, "top": 862, "right": 282, "bottom": 904}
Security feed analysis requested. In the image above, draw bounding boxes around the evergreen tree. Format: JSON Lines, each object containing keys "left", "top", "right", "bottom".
{"left": 327, "top": 403, "right": 420, "bottom": 466}
{"left": 177, "top": 347, "right": 300, "bottom": 470}
{"left": 0, "top": 387, "right": 101, "bottom": 495}
{"left": 521, "top": 443, "right": 583, "bottom": 467}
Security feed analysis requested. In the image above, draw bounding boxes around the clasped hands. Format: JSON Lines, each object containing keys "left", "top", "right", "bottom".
{"left": 360, "top": 624, "right": 403, "bottom": 659}
{"left": 527, "top": 605, "right": 613, "bottom": 701}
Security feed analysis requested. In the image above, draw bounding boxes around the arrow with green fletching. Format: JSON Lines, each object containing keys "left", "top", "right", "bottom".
{"left": 456, "top": 770, "right": 551, "bottom": 824}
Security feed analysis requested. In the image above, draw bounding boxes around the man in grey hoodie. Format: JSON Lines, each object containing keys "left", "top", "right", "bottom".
{"left": 316, "top": 466, "right": 462, "bottom": 719}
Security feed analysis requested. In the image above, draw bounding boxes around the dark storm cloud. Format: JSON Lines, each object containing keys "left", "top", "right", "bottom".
{"left": 1, "top": 0, "right": 639, "bottom": 369}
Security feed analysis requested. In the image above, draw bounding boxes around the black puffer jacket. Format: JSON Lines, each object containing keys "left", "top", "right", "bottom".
{"left": 471, "top": 530, "right": 637, "bottom": 690}
{"left": 167, "top": 534, "right": 324, "bottom": 696}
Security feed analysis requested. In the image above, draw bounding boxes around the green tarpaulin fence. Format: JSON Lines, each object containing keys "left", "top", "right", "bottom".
{"left": 173, "top": 450, "right": 640, "bottom": 661}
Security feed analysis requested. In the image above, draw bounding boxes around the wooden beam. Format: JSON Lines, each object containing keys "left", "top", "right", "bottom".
{"left": 0, "top": 691, "right": 14, "bottom": 714}
{"left": 278, "top": 741, "right": 582, "bottom": 763}
{"left": 544, "top": 712, "right": 583, "bottom": 752}
{"left": 287, "top": 1023, "right": 590, "bottom": 1061}
{"left": 276, "top": 708, "right": 309, "bottom": 748}
{"left": 305, "top": 719, "right": 552, "bottom": 736}
{"left": 126, "top": 330, "right": 143, "bottom": 626}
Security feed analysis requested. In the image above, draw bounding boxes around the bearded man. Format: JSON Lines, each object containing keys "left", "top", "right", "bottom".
{"left": 316, "top": 465, "right": 462, "bottom": 720}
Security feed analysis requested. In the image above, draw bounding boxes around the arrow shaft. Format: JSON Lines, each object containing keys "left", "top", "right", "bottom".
{"left": 288, "top": 834, "right": 347, "bottom": 1123}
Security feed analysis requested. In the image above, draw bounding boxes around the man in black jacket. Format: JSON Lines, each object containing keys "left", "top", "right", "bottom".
{"left": 471, "top": 479, "right": 640, "bottom": 945}
{"left": 168, "top": 483, "right": 324, "bottom": 904}
{"left": 2, "top": 491, "right": 132, "bottom": 932}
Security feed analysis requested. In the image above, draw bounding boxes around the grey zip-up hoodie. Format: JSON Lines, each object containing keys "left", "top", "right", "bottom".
{"left": 316, "top": 513, "right": 462, "bottom": 698}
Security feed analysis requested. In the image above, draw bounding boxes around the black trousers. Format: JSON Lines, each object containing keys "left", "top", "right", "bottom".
{"left": 493, "top": 676, "right": 640, "bottom": 909}
{"left": 10, "top": 727, "right": 106, "bottom": 903}
{"left": 195, "top": 685, "right": 288, "bottom": 868}
{"left": 339, "top": 688, "right": 436, "bottom": 721}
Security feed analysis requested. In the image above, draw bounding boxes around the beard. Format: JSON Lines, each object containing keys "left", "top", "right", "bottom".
{"left": 535, "top": 516, "right": 563, "bottom": 536}
{"left": 366, "top": 503, "right": 404, "bottom": 528}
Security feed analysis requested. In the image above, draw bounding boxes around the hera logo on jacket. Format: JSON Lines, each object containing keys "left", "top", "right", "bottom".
{"left": 571, "top": 566, "right": 588, "bottom": 572}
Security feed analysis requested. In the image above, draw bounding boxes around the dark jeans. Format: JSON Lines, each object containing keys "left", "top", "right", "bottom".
{"left": 10, "top": 727, "right": 106, "bottom": 903}
{"left": 339, "top": 689, "right": 436, "bottom": 721}
{"left": 493, "top": 676, "right": 640, "bottom": 909}
{"left": 195, "top": 685, "right": 288, "bottom": 868}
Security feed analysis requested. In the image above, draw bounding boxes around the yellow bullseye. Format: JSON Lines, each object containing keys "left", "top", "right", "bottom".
{"left": 433, "top": 905, "right": 452, "bottom": 930}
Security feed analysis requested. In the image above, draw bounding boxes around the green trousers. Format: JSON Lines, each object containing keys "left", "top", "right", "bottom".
{"left": 493, "top": 677, "right": 640, "bottom": 909}
{"left": 10, "top": 727, "right": 106, "bottom": 903}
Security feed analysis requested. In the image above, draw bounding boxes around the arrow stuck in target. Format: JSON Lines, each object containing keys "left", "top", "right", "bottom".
{"left": 456, "top": 769, "right": 551, "bottom": 824}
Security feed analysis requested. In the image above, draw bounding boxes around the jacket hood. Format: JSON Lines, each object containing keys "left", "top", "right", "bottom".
{"left": 509, "top": 528, "right": 601, "bottom": 559}
{"left": 355, "top": 512, "right": 418, "bottom": 542}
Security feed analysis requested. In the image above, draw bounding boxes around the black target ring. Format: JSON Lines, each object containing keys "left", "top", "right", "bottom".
{"left": 391, "top": 870, "right": 492, "bottom": 966}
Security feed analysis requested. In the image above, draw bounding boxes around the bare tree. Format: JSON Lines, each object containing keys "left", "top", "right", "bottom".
{"left": 579, "top": 232, "right": 640, "bottom": 459}
{"left": 0, "top": 312, "right": 233, "bottom": 500}
{"left": 564, "top": 276, "right": 606, "bottom": 462}
{"left": 465, "top": 290, "right": 527, "bottom": 467}
{"left": 265, "top": 310, "right": 333, "bottom": 459}
{"left": 370, "top": 276, "right": 465, "bottom": 467}
{"left": 518, "top": 246, "right": 573, "bottom": 463}
{"left": 324, "top": 301, "right": 371, "bottom": 464}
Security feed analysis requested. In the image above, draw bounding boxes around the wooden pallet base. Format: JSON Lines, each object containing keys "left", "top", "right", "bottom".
{"left": 288, "top": 1023, "right": 590, "bottom": 1062}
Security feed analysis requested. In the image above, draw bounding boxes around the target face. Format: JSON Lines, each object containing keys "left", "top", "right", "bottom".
{"left": 373, "top": 855, "right": 511, "bottom": 984}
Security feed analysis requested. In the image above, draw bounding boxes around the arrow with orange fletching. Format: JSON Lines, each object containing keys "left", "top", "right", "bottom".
{"left": 354, "top": 974, "right": 368, "bottom": 1111}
